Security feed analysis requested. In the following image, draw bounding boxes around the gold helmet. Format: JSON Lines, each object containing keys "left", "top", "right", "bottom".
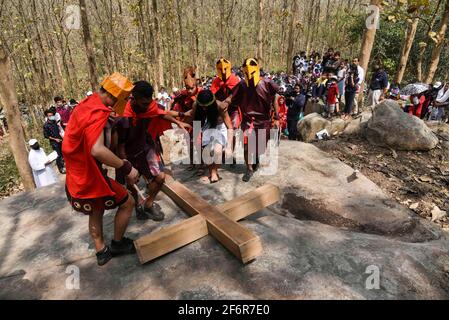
{"left": 242, "top": 58, "right": 260, "bottom": 87}
{"left": 216, "top": 58, "right": 232, "bottom": 82}
{"left": 100, "top": 72, "right": 134, "bottom": 115}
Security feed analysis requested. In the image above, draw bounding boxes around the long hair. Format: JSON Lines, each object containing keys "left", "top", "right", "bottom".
{"left": 195, "top": 102, "right": 219, "bottom": 128}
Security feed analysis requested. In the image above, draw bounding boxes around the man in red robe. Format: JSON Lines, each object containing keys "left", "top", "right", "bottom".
{"left": 170, "top": 66, "right": 203, "bottom": 170}
{"left": 171, "top": 66, "right": 203, "bottom": 116}
{"left": 117, "top": 81, "right": 190, "bottom": 221}
{"left": 62, "top": 73, "right": 139, "bottom": 266}
{"left": 220, "top": 58, "right": 280, "bottom": 182}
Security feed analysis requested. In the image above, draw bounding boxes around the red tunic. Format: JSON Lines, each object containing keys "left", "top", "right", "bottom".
{"left": 211, "top": 74, "right": 242, "bottom": 129}
{"left": 62, "top": 93, "right": 115, "bottom": 199}
{"left": 173, "top": 87, "right": 203, "bottom": 113}
{"left": 231, "top": 78, "right": 280, "bottom": 130}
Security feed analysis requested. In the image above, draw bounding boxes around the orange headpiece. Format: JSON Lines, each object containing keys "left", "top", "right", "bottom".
{"left": 100, "top": 72, "right": 134, "bottom": 115}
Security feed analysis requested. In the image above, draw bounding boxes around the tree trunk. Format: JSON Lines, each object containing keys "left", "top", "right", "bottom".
{"left": 152, "top": 0, "right": 164, "bottom": 88}
{"left": 425, "top": 0, "right": 449, "bottom": 84}
{"left": 394, "top": 17, "right": 419, "bottom": 84}
{"left": 256, "top": 0, "right": 264, "bottom": 62}
{"left": 80, "top": 0, "right": 99, "bottom": 90}
{"left": 417, "top": 43, "right": 427, "bottom": 82}
{"left": 358, "top": 0, "right": 381, "bottom": 104}
{"left": 0, "top": 47, "right": 35, "bottom": 191}
{"left": 305, "top": 0, "right": 316, "bottom": 56}
{"left": 286, "top": 0, "right": 298, "bottom": 73}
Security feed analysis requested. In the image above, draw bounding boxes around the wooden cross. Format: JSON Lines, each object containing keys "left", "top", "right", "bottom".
{"left": 134, "top": 176, "right": 280, "bottom": 264}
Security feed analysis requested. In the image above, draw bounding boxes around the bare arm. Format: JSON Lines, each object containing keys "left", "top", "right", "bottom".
{"left": 91, "top": 132, "right": 125, "bottom": 169}
{"left": 161, "top": 114, "right": 191, "bottom": 130}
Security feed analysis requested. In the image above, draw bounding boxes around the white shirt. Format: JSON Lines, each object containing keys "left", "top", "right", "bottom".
{"left": 28, "top": 148, "right": 59, "bottom": 188}
{"left": 357, "top": 65, "right": 365, "bottom": 86}
{"left": 436, "top": 87, "right": 449, "bottom": 103}
{"left": 157, "top": 92, "right": 170, "bottom": 108}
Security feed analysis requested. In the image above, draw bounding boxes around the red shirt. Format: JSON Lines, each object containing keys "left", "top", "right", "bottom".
{"left": 327, "top": 83, "right": 339, "bottom": 105}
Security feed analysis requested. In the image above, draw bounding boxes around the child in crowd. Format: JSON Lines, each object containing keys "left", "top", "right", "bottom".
{"left": 324, "top": 76, "right": 339, "bottom": 118}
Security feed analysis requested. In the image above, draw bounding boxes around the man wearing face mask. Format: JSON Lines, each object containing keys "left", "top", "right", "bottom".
{"left": 62, "top": 73, "right": 140, "bottom": 266}
{"left": 43, "top": 109, "right": 66, "bottom": 174}
{"left": 27, "top": 139, "right": 58, "bottom": 188}
{"left": 211, "top": 59, "right": 241, "bottom": 130}
{"left": 117, "top": 81, "right": 191, "bottom": 221}
{"left": 220, "top": 58, "right": 281, "bottom": 182}
{"left": 211, "top": 58, "right": 241, "bottom": 158}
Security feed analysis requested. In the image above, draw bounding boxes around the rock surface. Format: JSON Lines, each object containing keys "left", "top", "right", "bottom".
{"left": 304, "top": 101, "right": 324, "bottom": 116}
{"left": 330, "top": 118, "right": 347, "bottom": 135}
{"left": 364, "top": 100, "right": 439, "bottom": 151}
{"left": 297, "top": 113, "right": 331, "bottom": 142}
{"left": 0, "top": 141, "right": 448, "bottom": 299}
{"left": 343, "top": 111, "right": 372, "bottom": 136}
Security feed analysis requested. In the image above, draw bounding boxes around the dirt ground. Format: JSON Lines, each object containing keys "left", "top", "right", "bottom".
{"left": 312, "top": 125, "right": 449, "bottom": 232}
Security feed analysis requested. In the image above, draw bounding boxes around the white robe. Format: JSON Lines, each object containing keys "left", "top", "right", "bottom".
{"left": 28, "top": 148, "right": 59, "bottom": 188}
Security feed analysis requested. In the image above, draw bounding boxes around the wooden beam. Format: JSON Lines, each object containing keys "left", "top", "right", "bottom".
{"left": 135, "top": 183, "right": 280, "bottom": 265}
{"left": 216, "top": 183, "right": 280, "bottom": 222}
{"left": 162, "top": 181, "right": 263, "bottom": 263}
{"left": 135, "top": 215, "right": 208, "bottom": 264}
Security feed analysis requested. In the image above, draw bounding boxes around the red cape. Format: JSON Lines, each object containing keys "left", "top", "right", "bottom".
{"left": 173, "top": 87, "right": 203, "bottom": 113}
{"left": 62, "top": 93, "right": 114, "bottom": 199}
{"left": 210, "top": 74, "right": 240, "bottom": 95}
{"left": 123, "top": 100, "right": 172, "bottom": 140}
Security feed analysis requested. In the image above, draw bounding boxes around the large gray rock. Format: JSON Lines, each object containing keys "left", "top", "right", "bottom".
{"left": 364, "top": 100, "right": 439, "bottom": 151}
{"left": 297, "top": 113, "right": 331, "bottom": 142}
{"left": 343, "top": 111, "right": 372, "bottom": 136}
{"left": 0, "top": 141, "right": 448, "bottom": 299}
{"left": 304, "top": 101, "right": 324, "bottom": 116}
{"left": 330, "top": 118, "right": 347, "bottom": 135}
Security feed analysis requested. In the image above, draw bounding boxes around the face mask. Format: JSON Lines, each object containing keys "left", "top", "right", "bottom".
{"left": 216, "top": 58, "right": 232, "bottom": 82}
{"left": 48, "top": 116, "right": 56, "bottom": 121}
{"left": 413, "top": 97, "right": 419, "bottom": 105}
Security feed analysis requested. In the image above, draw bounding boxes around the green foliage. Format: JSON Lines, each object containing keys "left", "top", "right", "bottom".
{"left": 0, "top": 142, "right": 20, "bottom": 198}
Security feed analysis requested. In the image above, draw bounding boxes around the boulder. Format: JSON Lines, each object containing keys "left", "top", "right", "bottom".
{"left": 297, "top": 113, "right": 331, "bottom": 142}
{"left": 330, "top": 118, "right": 347, "bottom": 135}
{"left": 364, "top": 100, "right": 439, "bottom": 151}
{"left": 343, "top": 111, "right": 372, "bottom": 136}
{"left": 304, "top": 101, "right": 324, "bottom": 115}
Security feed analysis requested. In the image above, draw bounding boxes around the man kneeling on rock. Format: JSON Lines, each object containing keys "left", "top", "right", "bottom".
{"left": 62, "top": 73, "right": 139, "bottom": 266}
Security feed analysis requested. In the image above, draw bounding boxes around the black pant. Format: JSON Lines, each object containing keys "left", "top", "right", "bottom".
{"left": 51, "top": 142, "right": 65, "bottom": 172}
{"left": 287, "top": 118, "right": 299, "bottom": 140}
{"left": 344, "top": 90, "right": 357, "bottom": 115}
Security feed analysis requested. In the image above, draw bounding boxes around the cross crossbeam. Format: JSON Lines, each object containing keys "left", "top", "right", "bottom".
{"left": 134, "top": 179, "right": 280, "bottom": 265}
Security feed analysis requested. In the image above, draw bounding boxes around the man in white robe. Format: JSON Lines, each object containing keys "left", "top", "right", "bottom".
{"left": 27, "top": 139, "right": 59, "bottom": 188}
